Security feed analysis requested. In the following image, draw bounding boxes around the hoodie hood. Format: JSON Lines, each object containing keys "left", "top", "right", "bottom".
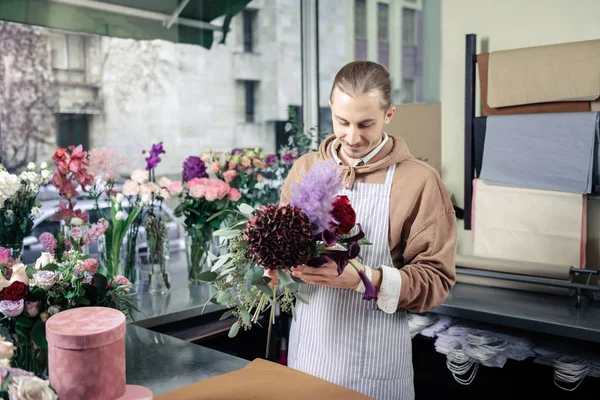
{"left": 317, "top": 134, "right": 414, "bottom": 188}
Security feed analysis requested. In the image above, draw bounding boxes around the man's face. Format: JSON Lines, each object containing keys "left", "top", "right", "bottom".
{"left": 330, "top": 87, "right": 394, "bottom": 160}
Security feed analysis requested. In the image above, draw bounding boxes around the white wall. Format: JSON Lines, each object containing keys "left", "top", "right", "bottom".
{"left": 441, "top": 0, "right": 600, "bottom": 259}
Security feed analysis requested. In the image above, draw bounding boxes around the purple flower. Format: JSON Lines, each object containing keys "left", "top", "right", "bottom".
{"left": 145, "top": 142, "right": 166, "bottom": 170}
{"left": 358, "top": 270, "right": 378, "bottom": 300}
{"left": 281, "top": 153, "right": 295, "bottom": 164}
{"left": 182, "top": 156, "right": 208, "bottom": 181}
{"left": 0, "top": 300, "right": 24, "bottom": 317}
{"left": 289, "top": 159, "right": 342, "bottom": 233}
{"left": 231, "top": 148, "right": 244, "bottom": 155}
{"left": 265, "top": 154, "right": 278, "bottom": 165}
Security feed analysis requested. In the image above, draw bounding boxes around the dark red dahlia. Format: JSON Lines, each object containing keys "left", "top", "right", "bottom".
{"left": 245, "top": 204, "right": 315, "bottom": 270}
{"left": 330, "top": 195, "right": 356, "bottom": 235}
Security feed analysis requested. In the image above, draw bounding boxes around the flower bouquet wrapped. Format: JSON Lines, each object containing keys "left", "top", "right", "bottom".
{"left": 200, "top": 160, "right": 375, "bottom": 337}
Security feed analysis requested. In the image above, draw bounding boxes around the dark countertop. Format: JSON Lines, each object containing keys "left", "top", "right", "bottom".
{"left": 432, "top": 282, "right": 600, "bottom": 343}
{"left": 131, "top": 250, "right": 228, "bottom": 329}
{"left": 125, "top": 324, "right": 249, "bottom": 396}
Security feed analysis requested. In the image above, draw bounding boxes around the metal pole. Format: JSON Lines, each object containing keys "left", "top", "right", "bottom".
{"left": 300, "top": 0, "right": 320, "bottom": 150}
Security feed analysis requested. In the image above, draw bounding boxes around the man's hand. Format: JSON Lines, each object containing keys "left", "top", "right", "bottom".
{"left": 291, "top": 259, "right": 363, "bottom": 289}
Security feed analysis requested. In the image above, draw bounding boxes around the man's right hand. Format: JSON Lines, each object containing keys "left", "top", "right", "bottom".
{"left": 264, "top": 269, "right": 279, "bottom": 287}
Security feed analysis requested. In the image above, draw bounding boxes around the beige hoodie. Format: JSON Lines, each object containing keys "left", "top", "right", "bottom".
{"left": 280, "top": 135, "right": 457, "bottom": 313}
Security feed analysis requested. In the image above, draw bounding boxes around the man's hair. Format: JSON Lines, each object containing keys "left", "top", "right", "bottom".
{"left": 329, "top": 61, "right": 392, "bottom": 111}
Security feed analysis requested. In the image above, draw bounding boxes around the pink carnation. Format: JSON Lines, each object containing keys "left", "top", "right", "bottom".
{"left": 81, "top": 258, "right": 99, "bottom": 275}
{"left": 70, "top": 227, "right": 82, "bottom": 241}
{"left": 112, "top": 275, "right": 132, "bottom": 292}
{"left": 39, "top": 233, "right": 58, "bottom": 255}
{"left": 168, "top": 180, "right": 182, "bottom": 195}
{"left": 210, "top": 162, "right": 222, "bottom": 173}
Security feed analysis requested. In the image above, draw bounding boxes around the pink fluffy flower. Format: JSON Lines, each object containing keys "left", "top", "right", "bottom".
{"left": 39, "top": 233, "right": 58, "bottom": 255}
{"left": 81, "top": 258, "right": 99, "bottom": 275}
{"left": 70, "top": 227, "right": 81, "bottom": 241}
{"left": 210, "top": 162, "right": 222, "bottom": 173}
{"left": 168, "top": 180, "right": 182, "bottom": 195}
{"left": 111, "top": 275, "right": 132, "bottom": 292}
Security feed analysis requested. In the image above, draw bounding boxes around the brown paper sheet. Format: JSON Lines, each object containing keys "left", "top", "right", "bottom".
{"left": 456, "top": 274, "right": 572, "bottom": 296}
{"left": 154, "top": 358, "right": 375, "bottom": 400}
{"left": 477, "top": 53, "right": 591, "bottom": 116}
{"left": 456, "top": 254, "right": 572, "bottom": 280}
{"left": 487, "top": 39, "right": 600, "bottom": 108}
{"left": 387, "top": 103, "right": 441, "bottom": 175}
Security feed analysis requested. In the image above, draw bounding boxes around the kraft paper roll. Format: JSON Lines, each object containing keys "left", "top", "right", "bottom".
{"left": 456, "top": 274, "right": 572, "bottom": 296}
{"left": 477, "top": 53, "right": 591, "bottom": 116}
{"left": 487, "top": 39, "right": 600, "bottom": 108}
{"left": 456, "top": 254, "right": 573, "bottom": 280}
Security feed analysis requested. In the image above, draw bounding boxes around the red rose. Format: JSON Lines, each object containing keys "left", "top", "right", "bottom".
{"left": 331, "top": 195, "right": 356, "bottom": 234}
{"left": 0, "top": 281, "right": 29, "bottom": 301}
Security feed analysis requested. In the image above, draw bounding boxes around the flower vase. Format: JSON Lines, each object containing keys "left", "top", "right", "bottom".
{"left": 186, "top": 232, "right": 216, "bottom": 284}
{"left": 148, "top": 239, "right": 170, "bottom": 295}
{"left": 97, "top": 235, "right": 126, "bottom": 278}
{"left": 123, "top": 226, "right": 140, "bottom": 284}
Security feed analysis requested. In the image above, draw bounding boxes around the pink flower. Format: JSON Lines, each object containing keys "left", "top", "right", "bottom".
{"left": 83, "top": 219, "right": 109, "bottom": 246}
{"left": 222, "top": 170, "right": 238, "bottom": 183}
{"left": 228, "top": 188, "right": 241, "bottom": 202}
{"left": 189, "top": 184, "right": 206, "bottom": 199}
{"left": 205, "top": 186, "right": 219, "bottom": 201}
{"left": 200, "top": 154, "right": 211, "bottom": 163}
{"left": 112, "top": 275, "right": 132, "bottom": 292}
{"left": 252, "top": 159, "right": 266, "bottom": 169}
{"left": 70, "top": 227, "right": 81, "bottom": 241}
{"left": 168, "top": 180, "right": 182, "bottom": 195}
{"left": 0, "top": 299, "right": 24, "bottom": 317}
{"left": 240, "top": 157, "right": 252, "bottom": 169}
{"left": 0, "top": 248, "right": 11, "bottom": 265}
{"left": 88, "top": 147, "right": 127, "bottom": 182}
{"left": 210, "top": 162, "right": 222, "bottom": 173}
{"left": 25, "top": 301, "right": 40, "bottom": 317}
{"left": 80, "top": 258, "right": 99, "bottom": 275}
{"left": 39, "top": 233, "right": 58, "bottom": 255}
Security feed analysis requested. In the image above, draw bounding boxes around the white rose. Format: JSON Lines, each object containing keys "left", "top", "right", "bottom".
{"left": 70, "top": 217, "right": 84, "bottom": 226}
{"left": 34, "top": 252, "right": 55, "bottom": 270}
{"left": 9, "top": 375, "right": 58, "bottom": 400}
{"left": 9, "top": 263, "right": 29, "bottom": 286}
{"left": 40, "top": 162, "right": 48, "bottom": 169}
{"left": 0, "top": 358, "right": 10, "bottom": 368}
{"left": 27, "top": 162, "right": 35, "bottom": 171}
{"left": 31, "top": 207, "right": 41, "bottom": 219}
{"left": 32, "top": 271, "right": 58, "bottom": 291}
{"left": 115, "top": 211, "right": 124, "bottom": 221}
{"left": 41, "top": 169, "right": 51, "bottom": 180}
{"left": 115, "top": 193, "right": 124, "bottom": 204}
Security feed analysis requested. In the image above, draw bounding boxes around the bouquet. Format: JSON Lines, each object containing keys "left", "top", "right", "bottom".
{"left": 201, "top": 160, "right": 376, "bottom": 337}
{"left": 174, "top": 155, "right": 241, "bottom": 283}
{"left": 0, "top": 163, "right": 52, "bottom": 259}
{"left": 0, "top": 337, "right": 58, "bottom": 399}
{"left": 0, "top": 227, "right": 135, "bottom": 377}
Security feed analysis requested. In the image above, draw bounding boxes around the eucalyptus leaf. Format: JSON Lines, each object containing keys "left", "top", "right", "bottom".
{"left": 217, "top": 290, "right": 231, "bottom": 304}
{"left": 245, "top": 265, "right": 264, "bottom": 283}
{"left": 211, "top": 254, "right": 232, "bottom": 272}
{"left": 213, "top": 228, "right": 240, "bottom": 237}
{"left": 238, "top": 203, "right": 254, "bottom": 216}
{"left": 207, "top": 209, "right": 230, "bottom": 222}
{"left": 195, "top": 271, "right": 218, "bottom": 282}
{"left": 206, "top": 251, "right": 218, "bottom": 262}
{"left": 295, "top": 292, "right": 309, "bottom": 304}
{"left": 241, "top": 309, "right": 251, "bottom": 326}
{"left": 219, "top": 309, "right": 235, "bottom": 321}
{"left": 257, "top": 284, "right": 273, "bottom": 296}
{"left": 228, "top": 321, "right": 240, "bottom": 338}
{"left": 277, "top": 270, "right": 292, "bottom": 286}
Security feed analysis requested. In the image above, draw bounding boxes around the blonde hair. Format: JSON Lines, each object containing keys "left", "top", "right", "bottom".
{"left": 329, "top": 61, "right": 392, "bottom": 111}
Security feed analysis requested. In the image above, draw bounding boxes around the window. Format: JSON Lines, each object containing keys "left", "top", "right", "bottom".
{"left": 402, "top": 79, "right": 415, "bottom": 103}
{"left": 51, "top": 33, "right": 86, "bottom": 82}
{"left": 244, "top": 81, "right": 256, "bottom": 123}
{"left": 402, "top": 8, "right": 417, "bottom": 45}
{"left": 377, "top": 3, "right": 390, "bottom": 69}
{"left": 57, "top": 114, "right": 89, "bottom": 150}
{"left": 31, "top": 219, "right": 60, "bottom": 239}
{"left": 354, "top": 0, "right": 367, "bottom": 60}
{"left": 242, "top": 9, "right": 257, "bottom": 53}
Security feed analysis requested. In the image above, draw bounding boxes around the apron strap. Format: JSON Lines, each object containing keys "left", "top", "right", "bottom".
{"left": 383, "top": 164, "right": 396, "bottom": 186}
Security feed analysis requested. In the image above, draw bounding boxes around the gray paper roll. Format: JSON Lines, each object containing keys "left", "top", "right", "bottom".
{"left": 456, "top": 254, "right": 572, "bottom": 280}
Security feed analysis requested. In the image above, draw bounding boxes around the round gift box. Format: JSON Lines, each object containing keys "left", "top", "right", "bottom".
{"left": 46, "top": 307, "right": 127, "bottom": 400}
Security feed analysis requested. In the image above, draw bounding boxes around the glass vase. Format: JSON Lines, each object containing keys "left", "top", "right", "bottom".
{"left": 148, "top": 239, "right": 171, "bottom": 296}
{"left": 186, "top": 230, "right": 216, "bottom": 284}
{"left": 97, "top": 235, "right": 125, "bottom": 278}
{"left": 123, "top": 226, "right": 140, "bottom": 284}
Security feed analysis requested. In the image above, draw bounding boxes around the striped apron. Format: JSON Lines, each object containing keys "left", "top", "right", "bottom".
{"left": 288, "top": 164, "right": 414, "bottom": 399}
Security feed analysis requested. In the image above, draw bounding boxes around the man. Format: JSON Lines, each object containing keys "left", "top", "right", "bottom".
{"left": 277, "top": 61, "right": 457, "bottom": 399}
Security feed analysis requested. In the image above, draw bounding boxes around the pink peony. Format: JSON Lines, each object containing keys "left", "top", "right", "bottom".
{"left": 222, "top": 170, "right": 238, "bottom": 183}
{"left": 168, "top": 180, "right": 182, "bottom": 195}
{"left": 122, "top": 179, "right": 139, "bottom": 196}
{"left": 204, "top": 186, "right": 219, "bottom": 201}
{"left": 228, "top": 188, "right": 241, "bottom": 202}
{"left": 39, "top": 233, "right": 58, "bottom": 255}
{"left": 189, "top": 184, "right": 206, "bottom": 199}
